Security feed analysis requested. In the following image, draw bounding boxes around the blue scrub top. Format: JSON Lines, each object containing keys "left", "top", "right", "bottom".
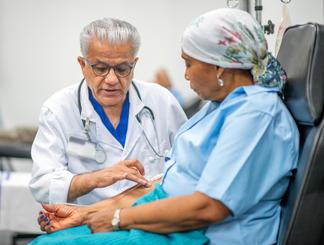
{"left": 89, "top": 88, "right": 129, "bottom": 147}
{"left": 161, "top": 85, "right": 299, "bottom": 245}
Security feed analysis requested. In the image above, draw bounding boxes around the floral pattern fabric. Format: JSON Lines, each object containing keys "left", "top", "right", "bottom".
{"left": 181, "top": 8, "right": 286, "bottom": 93}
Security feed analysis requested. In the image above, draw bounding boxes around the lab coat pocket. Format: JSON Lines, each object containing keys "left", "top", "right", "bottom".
{"left": 67, "top": 153, "right": 99, "bottom": 174}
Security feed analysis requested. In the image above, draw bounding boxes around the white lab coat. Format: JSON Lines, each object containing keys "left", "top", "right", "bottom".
{"left": 29, "top": 79, "right": 187, "bottom": 205}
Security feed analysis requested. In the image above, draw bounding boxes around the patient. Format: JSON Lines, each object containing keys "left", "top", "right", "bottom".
{"left": 32, "top": 8, "right": 299, "bottom": 245}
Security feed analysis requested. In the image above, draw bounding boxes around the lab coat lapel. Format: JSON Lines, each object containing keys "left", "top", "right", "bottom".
{"left": 122, "top": 82, "right": 145, "bottom": 159}
{"left": 80, "top": 79, "right": 97, "bottom": 124}
{"left": 80, "top": 80, "right": 122, "bottom": 150}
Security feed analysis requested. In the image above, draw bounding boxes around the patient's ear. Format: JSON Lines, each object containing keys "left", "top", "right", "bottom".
{"left": 214, "top": 66, "right": 225, "bottom": 78}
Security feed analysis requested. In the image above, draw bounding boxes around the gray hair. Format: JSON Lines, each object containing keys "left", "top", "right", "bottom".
{"left": 80, "top": 18, "right": 141, "bottom": 57}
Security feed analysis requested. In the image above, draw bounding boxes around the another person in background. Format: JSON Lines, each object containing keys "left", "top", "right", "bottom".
{"left": 154, "top": 68, "right": 204, "bottom": 118}
{"left": 29, "top": 17, "right": 186, "bottom": 206}
{"left": 153, "top": 68, "right": 184, "bottom": 106}
{"left": 33, "top": 8, "right": 298, "bottom": 245}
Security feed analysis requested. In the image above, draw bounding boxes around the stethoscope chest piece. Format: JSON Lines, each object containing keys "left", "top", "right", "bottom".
{"left": 95, "top": 149, "right": 106, "bottom": 163}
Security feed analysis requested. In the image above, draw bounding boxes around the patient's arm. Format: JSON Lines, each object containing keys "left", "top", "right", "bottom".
{"left": 39, "top": 180, "right": 158, "bottom": 233}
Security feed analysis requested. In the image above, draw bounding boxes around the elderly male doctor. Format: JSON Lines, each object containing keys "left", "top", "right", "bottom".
{"left": 29, "top": 18, "right": 186, "bottom": 205}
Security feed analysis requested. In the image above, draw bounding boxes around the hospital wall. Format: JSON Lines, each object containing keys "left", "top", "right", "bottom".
{"left": 0, "top": 0, "right": 239, "bottom": 128}
{"left": 0, "top": 0, "right": 322, "bottom": 128}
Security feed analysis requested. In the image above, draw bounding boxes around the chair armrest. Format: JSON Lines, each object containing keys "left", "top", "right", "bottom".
{"left": 0, "top": 142, "right": 32, "bottom": 158}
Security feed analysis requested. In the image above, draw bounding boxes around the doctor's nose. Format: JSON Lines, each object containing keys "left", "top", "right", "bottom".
{"left": 103, "top": 69, "right": 119, "bottom": 85}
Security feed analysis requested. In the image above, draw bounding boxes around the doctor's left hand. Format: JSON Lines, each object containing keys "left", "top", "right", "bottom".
{"left": 94, "top": 160, "right": 150, "bottom": 188}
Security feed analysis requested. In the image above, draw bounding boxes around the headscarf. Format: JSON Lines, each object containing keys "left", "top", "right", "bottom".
{"left": 181, "top": 8, "right": 287, "bottom": 93}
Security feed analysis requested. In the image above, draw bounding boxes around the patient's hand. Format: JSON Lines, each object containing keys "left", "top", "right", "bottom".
{"left": 37, "top": 177, "right": 161, "bottom": 233}
{"left": 38, "top": 204, "right": 85, "bottom": 233}
{"left": 84, "top": 207, "right": 115, "bottom": 233}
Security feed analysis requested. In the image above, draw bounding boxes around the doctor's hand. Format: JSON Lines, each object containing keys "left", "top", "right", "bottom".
{"left": 94, "top": 160, "right": 150, "bottom": 188}
{"left": 38, "top": 204, "right": 85, "bottom": 233}
{"left": 68, "top": 160, "right": 150, "bottom": 201}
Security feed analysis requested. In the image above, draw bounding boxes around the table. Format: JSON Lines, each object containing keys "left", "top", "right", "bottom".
{"left": 0, "top": 171, "right": 42, "bottom": 234}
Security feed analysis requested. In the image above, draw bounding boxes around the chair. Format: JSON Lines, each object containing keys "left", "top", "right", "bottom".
{"left": 0, "top": 126, "right": 34, "bottom": 170}
{"left": 276, "top": 23, "right": 324, "bottom": 245}
{"left": 183, "top": 98, "right": 203, "bottom": 118}
{"left": 0, "top": 142, "right": 31, "bottom": 171}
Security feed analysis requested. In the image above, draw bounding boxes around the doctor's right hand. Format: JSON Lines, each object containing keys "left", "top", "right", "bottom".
{"left": 68, "top": 160, "right": 150, "bottom": 201}
{"left": 94, "top": 160, "right": 150, "bottom": 188}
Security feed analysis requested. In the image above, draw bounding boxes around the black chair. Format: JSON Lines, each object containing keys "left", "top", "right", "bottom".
{"left": 0, "top": 142, "right": 31, "bottom": 171}
{"left": 276, "top": 23, "right": 324, "bottom": 245}
{"left": 183, "top": 97, "right": 203, "bottom": 118}
{"left": 0, "top": 142, "right": 31, "bottom": 159}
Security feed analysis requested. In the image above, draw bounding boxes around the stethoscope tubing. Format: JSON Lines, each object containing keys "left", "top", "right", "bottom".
{"left": 77, "top": 78, "right": 163, "bottom": 160}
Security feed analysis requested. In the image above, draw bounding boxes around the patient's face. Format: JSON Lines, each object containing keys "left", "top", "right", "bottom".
{"left": 182, "top": 52, "right": 224, "bottom": 101}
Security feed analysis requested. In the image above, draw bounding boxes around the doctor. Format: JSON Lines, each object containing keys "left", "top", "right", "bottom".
{"left": 29, "top": 17, "right": 186, "bottom": 205}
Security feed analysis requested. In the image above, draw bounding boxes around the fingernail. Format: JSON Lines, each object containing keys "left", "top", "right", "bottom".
{"left": 39, "top": 214, "right": 46, "bottom": 219}
{"left": 44, "top": 217, "right": 50, "bottom": 223}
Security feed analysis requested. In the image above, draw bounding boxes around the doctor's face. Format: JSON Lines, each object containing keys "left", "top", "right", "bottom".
{"left": 78, "top": 37, "right": 137, "bottom": 109}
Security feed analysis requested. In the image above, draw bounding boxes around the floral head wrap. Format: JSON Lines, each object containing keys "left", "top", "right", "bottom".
{"left": 181, "top": 8, "right": 286, "bottom": 92}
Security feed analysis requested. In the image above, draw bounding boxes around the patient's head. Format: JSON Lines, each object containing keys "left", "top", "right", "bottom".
{"left": 181, "top": 8, "right": 286, "bottom": 101}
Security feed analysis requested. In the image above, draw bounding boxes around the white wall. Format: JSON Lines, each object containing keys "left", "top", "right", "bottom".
{"left": 249, "top": 0, "right": 324, "bottom": 53}
{"left": 0, "top": 0, "right": 241, "bottom": 127}
{"left": 5, "top": 1, "right": 320, "bottom": 128}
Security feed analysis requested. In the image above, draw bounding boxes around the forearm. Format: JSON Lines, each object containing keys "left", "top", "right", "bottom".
{"left": 120, "top": 192, "right": 230, "bottom": 233}
{"left": 68, "top": 172, "right": 98, "bottom": 201}
{"left": 80, "top": 183, "right": 154, "bottom": 219}
{"left": 68, "top": 160, "right": 150, "bottom": 201}
{"left": 68, "top": 168, "right": 122, "bottom": 201}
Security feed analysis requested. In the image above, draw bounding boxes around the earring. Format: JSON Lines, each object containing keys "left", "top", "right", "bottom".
{"left": 218, "top": 78, "right": 224, "bottom": 87}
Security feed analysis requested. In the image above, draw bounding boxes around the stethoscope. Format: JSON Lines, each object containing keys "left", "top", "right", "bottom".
{"left": 72, "top": 78, "right": 163, "bottom": 163}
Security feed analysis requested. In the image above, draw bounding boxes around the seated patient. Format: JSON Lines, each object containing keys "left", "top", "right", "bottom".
{"left": 33, "top": 8, "right": 299, "bottom": 245}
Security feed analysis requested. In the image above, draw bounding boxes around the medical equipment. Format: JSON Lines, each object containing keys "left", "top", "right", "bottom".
{"left": 66, "top": 79, "right": 163, "bottom": 163}
{"left": 254, "top": 0, "right": 275, "bottom": 34}
{"left": 226, "top": 0, "right": 292, "bottom": 35}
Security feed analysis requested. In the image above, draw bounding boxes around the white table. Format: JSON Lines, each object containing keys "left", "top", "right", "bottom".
{"left": 0, "top": 171, "right": 42, "bottom": 234}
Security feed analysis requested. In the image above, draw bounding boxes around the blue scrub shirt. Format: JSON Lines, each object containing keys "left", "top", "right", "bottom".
{"left": 161, "top": 85, "right": 299, "bottom": 245}
{"left": 89, "top": 89, "right": 129, "bottom": 147}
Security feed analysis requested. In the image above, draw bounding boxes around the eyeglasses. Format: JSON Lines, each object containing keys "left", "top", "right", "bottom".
{"left": 84, "top": 59, "right": 136, "bottom": 78}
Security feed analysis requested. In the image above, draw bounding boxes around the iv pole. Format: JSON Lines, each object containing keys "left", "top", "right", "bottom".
{"left": 228, "top": 0, "right": 291, "bottom": 35}
{"left": 254, "top": 0, "right": 275, "bottom": 35}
